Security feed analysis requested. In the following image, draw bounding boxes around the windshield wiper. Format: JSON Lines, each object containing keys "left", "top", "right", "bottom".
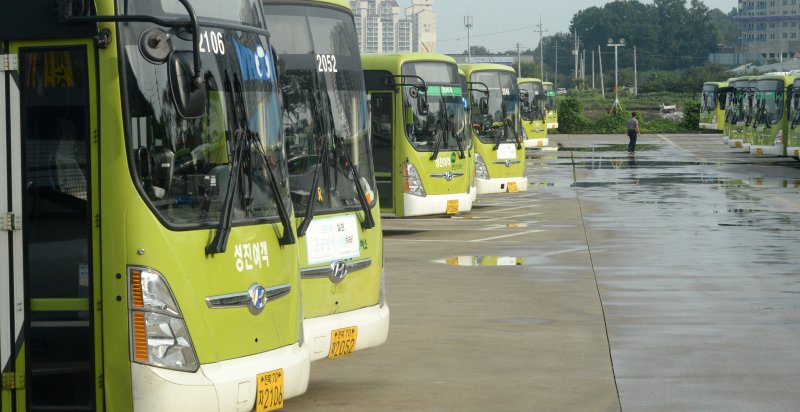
{"left": 440, "top": 98, "right": 465, "bottom": 159}
{"left": 429, "top": 104, "right": 443, "bottom": 161}
{"left": 296, "top": 136, "right": 328, "bottom": 237}
{"left": 332, "top": 132, "right": 375, "bottom": 230}
{"left": 206, "top": 73, "right": 295, "bottom": 255}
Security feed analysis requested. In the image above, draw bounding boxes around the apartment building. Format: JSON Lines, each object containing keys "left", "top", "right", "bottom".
{"left": 350, "top": 0, "right": 436, "bottom": 53}
{"left": 738, "top": 0, "right": 800, "bottom": 59}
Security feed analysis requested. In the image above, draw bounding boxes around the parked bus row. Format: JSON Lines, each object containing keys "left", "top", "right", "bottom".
{"left": 0, "top": 0, "right": 556, "bottom": 411}
{"left": 704, "top": 73, "right": 800, "bottom": 160}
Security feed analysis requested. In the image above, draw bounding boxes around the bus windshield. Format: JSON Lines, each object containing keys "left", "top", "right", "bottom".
{"left": 401, "top": 61, "right": 467, "bottom": 152}
{"left": 122, "top": 0, "right": 264, "bottom": 27}
{"left": 265, "top": 4, "right": 376, "bottom": 215}
{"left": 120, "top": 10, "right": 288, "bottom": 227}
{"left": 756, "top": 80, "right": 785, "bottom": 125}
{"left": 519, "top": 82, "right": 544, "bottom": 122}
{"left": 470, "top": 70, "right": 521, "bottom": 145}
{"left": 701, "top": 84, "right": 717, "bottom": 114}
{"left": 543, "top": 83, "right": 556, "bottom": 110}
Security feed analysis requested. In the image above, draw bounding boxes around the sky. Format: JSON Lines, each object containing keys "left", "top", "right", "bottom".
{"left": 398, "top": 0, "right": 735, "bottom": 54}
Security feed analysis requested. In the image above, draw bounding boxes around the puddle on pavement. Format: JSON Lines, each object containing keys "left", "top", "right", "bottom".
{"left": 440, "top": 256, "right": 527, "bottom": 266}
{"left": 571, "top": 177, "right": 800, "bottom": 188}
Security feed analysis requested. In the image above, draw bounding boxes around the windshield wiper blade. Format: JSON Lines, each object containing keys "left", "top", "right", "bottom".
{"left": 296, "top": 136, "right": 328, "bottom": 237}
{"left": 251, "top": 133, "right": 296, "bottom": 245}
{"left": 206, "top": 129, "right": 245, "bottom": 255}
{"left": 333, "top": 133, "right": 375, "bottom": 230}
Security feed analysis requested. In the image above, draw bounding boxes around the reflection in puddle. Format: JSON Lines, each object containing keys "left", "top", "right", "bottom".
{"left": 571, "top": 177, "right": 800, "bottom": 188}
{"left": 558, "top": 144, "right": 661, "bottom": 152}
{"left": 442, "top": 256, "right": 526, "bottom": 266}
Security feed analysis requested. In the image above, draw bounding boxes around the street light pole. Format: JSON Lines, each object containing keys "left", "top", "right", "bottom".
{"left": 607, "top": 38, "right": 625, "bottom": 113}
{"left": 465, "top": 16, "right": 473, "bottom": 62}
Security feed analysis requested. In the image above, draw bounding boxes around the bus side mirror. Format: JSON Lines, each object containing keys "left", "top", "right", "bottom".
{"left": 479, "top": 97, "right": 489, "bottom": 115}
{"left": 418, "top": 94, "right": 429, "bottom": 116}
{"left": 169, "top": 51, "right": 207, "bottom": 119}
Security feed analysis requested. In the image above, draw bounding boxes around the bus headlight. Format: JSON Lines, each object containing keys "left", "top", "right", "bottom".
{"left": 522, "top": 129, "right": 529, "bottom": 139}
{"left": 775, "top": 129, "right": 784, "bottom": 145}
{"left": 129, "top": 267, "right": 199, "bottom": 372}
{"left": 474, "top": 153, "right": 490, "bottom": 179}
{"left": 403, "top": 162, "right": 426, "bottom": 197}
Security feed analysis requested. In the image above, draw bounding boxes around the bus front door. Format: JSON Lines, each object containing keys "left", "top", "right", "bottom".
{"left": 1, "top": 43, "right": 99, "bottom": 411}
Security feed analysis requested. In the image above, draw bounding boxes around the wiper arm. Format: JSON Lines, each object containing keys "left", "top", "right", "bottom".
{"left": 206, "top": 129, "right": 245, "bottom": 255}
{"left": 296, "top": 136, "right": 328, "bottom": 237}
{"left": 333, "top": 133, "right": 375, "bottom": 230}
{"left": 251, "top": 133, "right": 296, "bottom": 245}
{"left": 430, "top": 99, "right": 449, "bottom": 161}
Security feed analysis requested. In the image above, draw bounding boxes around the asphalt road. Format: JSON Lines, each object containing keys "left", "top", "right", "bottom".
{"left": 288, "top": 133, "right": 800, "bottom": 411}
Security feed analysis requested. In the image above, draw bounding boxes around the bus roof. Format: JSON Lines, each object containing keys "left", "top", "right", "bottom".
{"left": 755, "top": 73, "right": 795, "bottom": 86}
{"left": 543, "top": 81, "right": 554, "bottom": 86}
{"left": 458, "top": 63, "right": 517, "bottom": 76}
{"left": 518, "top": 77, "right": 543, "bottom": 84}
{"left": 263, "top": 0, "right": 352, "bottom": 11}
{"left": 361, "top": 53, "right": 457, "bottom": 73}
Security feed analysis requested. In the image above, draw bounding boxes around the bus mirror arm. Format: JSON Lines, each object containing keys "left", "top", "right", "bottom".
{"left": 58, "top": 0, "right": 204, "bottom": 89}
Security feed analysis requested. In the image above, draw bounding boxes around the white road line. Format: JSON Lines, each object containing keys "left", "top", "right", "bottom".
{"left": 470, "top": 229, "right": 546, "bottom": 242}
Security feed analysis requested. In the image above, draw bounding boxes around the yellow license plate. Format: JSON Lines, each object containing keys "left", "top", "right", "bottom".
{"left": 446, "top": 199, "right": 459, "bottom": 214}
{"left": 256, "top": 369, "right": 284, "bottom": 412}
{"left": 507, "top": 182, "right": 519, "bottom": 193}
{"left": 328, "top": 326, "right": 358, "bottom": 359}
{"left": 446, "top": 257, "right": 459, "bottom": 265}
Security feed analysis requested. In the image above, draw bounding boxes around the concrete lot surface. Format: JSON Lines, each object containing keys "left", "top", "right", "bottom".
{"left": 288, "top": 133, "right": 800, "bottom": 411}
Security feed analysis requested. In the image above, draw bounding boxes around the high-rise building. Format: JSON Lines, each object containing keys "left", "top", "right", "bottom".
{"left": 350, "top": 0, "right": 436, "bottom": 53}
{"left": 737, "top": 0, "right": 800, "bottom": 59}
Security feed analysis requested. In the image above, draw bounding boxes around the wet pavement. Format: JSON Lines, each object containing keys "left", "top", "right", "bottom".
{"left": 289, "top": 133, "right": 800, "bottom": 411}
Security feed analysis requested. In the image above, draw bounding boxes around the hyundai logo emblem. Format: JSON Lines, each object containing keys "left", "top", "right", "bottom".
{"left": 248, "top": 284, "right": 269, "bottom": 314}
{"left": 505, "top": 159, "right": 513, "bottom": 167}
{"left": 443, "top": 171, "right": 454, "bottom": 181}
{"left": 329, "top": 261, "right": 349, "bottom": 284}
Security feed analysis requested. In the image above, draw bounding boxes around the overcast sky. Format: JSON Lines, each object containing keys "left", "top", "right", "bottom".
{"left": 398, "top": 0, "right": 736, "bottom": 54}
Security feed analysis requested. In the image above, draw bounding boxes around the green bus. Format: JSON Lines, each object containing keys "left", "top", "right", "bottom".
{"left": 787, "top": 76, "right": 800, "bottom": 159}
{"left": 728, "top": 77, "right": 756, "bottom": 150}
{"left": 263, "top": 0, "right": 389, "bottom": 362}
{"left": 750, "top": 73, "right": 794, "bottom": 156}
{"left": 517, "top": 77, "right": 549, "bottom": 148}
{"left": 363, "top": 53, "right": 473, "bottom": 217}
{"left": 1, "top": 0, "right": 311, "bottom": 411}
{"left": 542, "top": 81, "right": 558, "bottom": 131}
{"left": 459, "top": 63, "right": 527, "bottom": 194}
{"left": 699, "top": 81, "right": 727, "bottom": 131}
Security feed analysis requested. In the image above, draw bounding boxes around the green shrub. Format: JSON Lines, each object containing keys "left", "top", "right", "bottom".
{"left": 557, "top": 97, "right": 591, "bottom": 133}
{"left": 641, "top": 118, "right": 684, "bottom": 133}
{"left": 594, "top": 109, "right": 631, "bottom": 134}
{"left": 682, "top": 99, "right": 701, "bottom": 131}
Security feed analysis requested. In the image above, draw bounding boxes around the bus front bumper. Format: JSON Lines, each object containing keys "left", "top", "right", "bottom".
{"left": 402, "top": 192, "right": 473, "bottom": 217}
{"left": 750, "top": 145, "right": 784, "bottom": 156}
{"left": 699, "top": 122, "right": 718, "bottom": 130}
{"left": 788, "top": 146, "right": 800, "bottom": 159}
{"left": 131, "top": 343, "right": 310, "bottom": 412}
{"left": 475, "top": 176, "right": 528, "bottom": 194}
{"left": 304, "top": 304, "right": 390, "bottom": 362}
{"left": 546, "top": 122, "right": 558, "bottom": 129}
{"left": 728, "top": 138, "right": 744, "bottom": 149}
{"left": 524, "top": 137, "right": 549, "bottom": 148}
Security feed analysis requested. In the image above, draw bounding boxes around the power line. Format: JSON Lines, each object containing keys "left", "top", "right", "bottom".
{"left": 438, "top": 24, "right": 538, "bottom": 43}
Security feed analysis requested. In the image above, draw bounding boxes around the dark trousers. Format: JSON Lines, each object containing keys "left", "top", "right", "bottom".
{"left": 627, "top": 129, "right": 638, "bottom": 152}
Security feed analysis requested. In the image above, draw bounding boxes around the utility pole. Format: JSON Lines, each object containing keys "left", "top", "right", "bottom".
{"left": 517, "top": 42, "right": 521, "bottom": 75}
{"left": 607, "top": 38, "right": 625, "bottom": 113}
{"left": 573, "top": 33, "right": 579, "bottom": 82}
{"left": 634, "top": 45, "right": 638, "bottom": 96}
{"left": 535, "top": 16, "right": 548, "bottom": 81}
{"left": 592, "top": 49, "right": 595, "bottom": 90}
{"left": 598, "top": 45, "right": 605, "bottom": 99}
{"left": 464, "top": 16, "right": 474, "bottom": 62}
{"left": 554, "top": 37, "right": 559, "bottom": 91}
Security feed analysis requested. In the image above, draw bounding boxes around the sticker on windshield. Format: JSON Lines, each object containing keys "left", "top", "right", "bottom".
{"left": 496, "top": 143, "right": 517, "bottom": 160}
{"left": 234, "top": 241, "right": 270, "bottom": 272}
{"left": 501, "top": 88, "right": 511, "bottom": 96}
{"left": 198, "top": 30, "right": 225, "bottom": 55}
{"left": 233, "top": 39, "right": 273, "bottom": 82}
{"left": 306, "top": 215, "right": 360, "bottom": 265}
{"left": 316, "top": 54, "right": 338, "bottom": 73}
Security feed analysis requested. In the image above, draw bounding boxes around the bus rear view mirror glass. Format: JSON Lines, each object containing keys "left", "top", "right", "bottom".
{"left": 168, "top": 51, "right": 207, "bottom": 119}
{"left": 417, "top": 92, "right": 429, "bottom": 116}
{"left": 479, "top": 97, "right": 489, "bottom": 115}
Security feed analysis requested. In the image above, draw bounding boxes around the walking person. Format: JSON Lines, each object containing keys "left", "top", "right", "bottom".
{"left": 627, "top": 111, "right": 640, "bottom": 153}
